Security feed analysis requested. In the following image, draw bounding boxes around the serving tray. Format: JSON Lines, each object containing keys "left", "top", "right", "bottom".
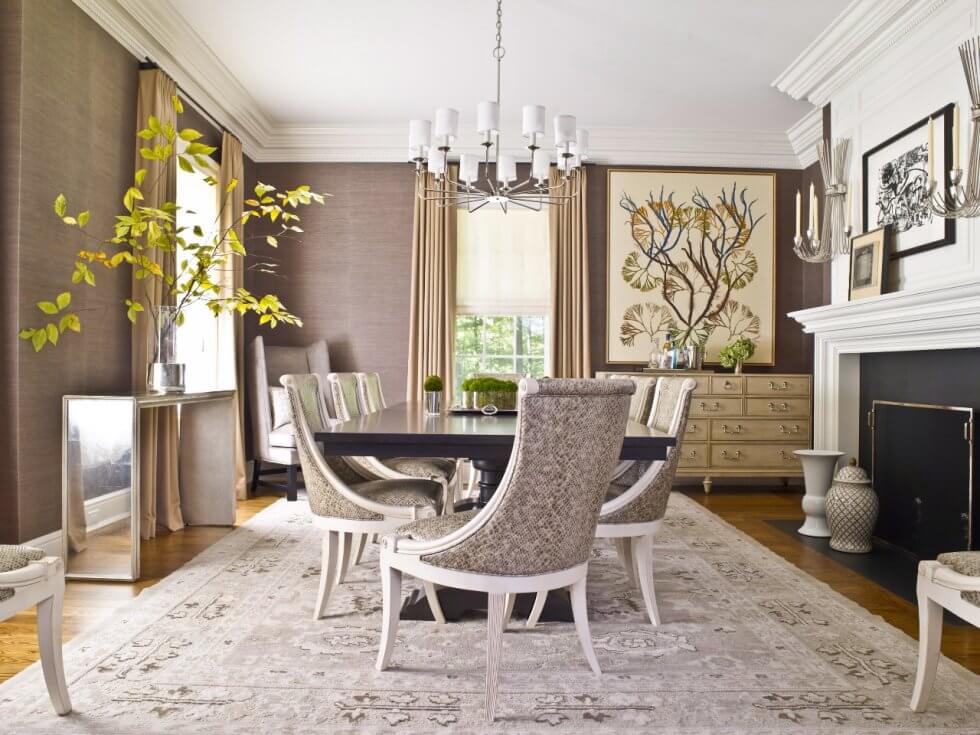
{"left": 448, "top": 406, "right": 518, "bottom": 416}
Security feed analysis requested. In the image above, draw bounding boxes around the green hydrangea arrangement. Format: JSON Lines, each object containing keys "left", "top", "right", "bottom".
{"left": 423, "top": 374, "right": 444, "bottom": 392}
{"left": 718, "top": 337, "right": 755, "bottom": 370}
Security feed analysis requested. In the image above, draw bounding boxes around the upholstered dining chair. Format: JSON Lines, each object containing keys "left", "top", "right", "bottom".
{"left": 328, "top": 372, "right": 457, "bottom": 510}
{"left": 354, "top": 371, "right": 386, "bottom": 414}
{"left": 375, "top": 378, "right": 634, "bottom": 722}
{"left": 606, "top": 374, "right": 658, "bottom": 483}
{"left": 910, "top": 552, "right": 980, "bottom": 712}
{"left": 280, "top": 374, "right": 446, "bottom": 621}
{"left": 528, "top": 376, "right": 696, "bottom": 629}
{"left": 248, "top": 336, "right": 331, "bottom": 501}
{"left": 0, "top": 546, "right": 71, "bottom": 715}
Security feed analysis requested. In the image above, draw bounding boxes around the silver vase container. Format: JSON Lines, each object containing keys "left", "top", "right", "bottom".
{"left": 147, "top": 362, "right": 186, "bottom": 394}
{"left": 825, "top": 460, "right": 878, "bottom": 553}
{"left": 424, "top": 390, "right": 442, "bottom": 415}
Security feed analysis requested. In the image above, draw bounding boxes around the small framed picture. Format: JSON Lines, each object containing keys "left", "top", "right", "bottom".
{"left": 849, "top": 226, "right": 891, "bottom": 301}
{"left": 862, "top": 103, "right": 955, "bottom": 259}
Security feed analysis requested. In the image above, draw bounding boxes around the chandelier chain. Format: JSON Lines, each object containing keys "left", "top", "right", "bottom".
{"left": 493, "top": 0, "right": 504, "bottom": 105}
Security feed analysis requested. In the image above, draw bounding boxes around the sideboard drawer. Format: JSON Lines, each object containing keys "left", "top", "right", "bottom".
{"left": 745, "top": 397, "right": 810, "bottom": 418}
{"left": 711, "top": 443, "right": 807, "bottom": 469}
{"left": 710, "top": 418, "right": 810, "bottom": 442}
{"left": 711, "top": 375, "right": 745, "bottom": 395}
{"left": 746, "top": 375, "right": 811, "bottom": 396}
{"left": 683, "top": 419, "right": 708, "bottom": 441}
{"left": 691, "top": 397, "right": 743, "bottom": 417}
{"left": 679, "top": 442, "right": 708, "bottom": 468}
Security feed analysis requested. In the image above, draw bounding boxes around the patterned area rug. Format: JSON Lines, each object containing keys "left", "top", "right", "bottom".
{"left": 1, "top": 494, "right": 977, "bottom": 734}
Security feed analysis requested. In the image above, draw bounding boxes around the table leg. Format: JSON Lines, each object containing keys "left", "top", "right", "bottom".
{"left": 454, "top": 458, "right": 508, "bottom": 512}
{"left": 179, "top": 398, "right": 237, "bottom": 526}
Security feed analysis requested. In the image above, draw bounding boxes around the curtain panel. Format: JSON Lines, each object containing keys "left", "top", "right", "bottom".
{"left": 406, "top": 169, "right": 457, "bottom": 402}
{"left": 132, "top": 69, "right": 182, "bottom": 539}
{"left": 548, "top": 166, "right": 591, "bottom": 378}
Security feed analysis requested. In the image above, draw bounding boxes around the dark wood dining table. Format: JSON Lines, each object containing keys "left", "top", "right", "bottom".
{"left": 314, "top": 401, "right": 676, "bottom": 621}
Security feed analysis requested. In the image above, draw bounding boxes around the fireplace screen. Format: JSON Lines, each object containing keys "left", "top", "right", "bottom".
{"left": 871, "top": 400, "right": 974, "bottom": 559}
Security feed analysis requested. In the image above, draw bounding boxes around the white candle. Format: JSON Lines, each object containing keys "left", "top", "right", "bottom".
{"left": 808, "top": 183, "right": 815, "bottom": 233}
{"left": 477, "top": 101, "right": 500, "bottom": 134}
{"left": 953, "top": 104, "right": 960, "bottom": 170}
{"left": 496, "top": 154, "right": 517, "bottom": 184}
{"left": 813, "top": 190, "right": 819, "bottom": 240}
{"left": 459, "top": 153, "right": 480, "bottom": 184}
{"left": 927, "top": 116, "right": 935, "bottom": 184}
{"left": 795, "top": 189, "right": 801, "bottom": 237}
{"left": 522, "top": 105, "right": 545, "bottom": 137}
{"left": 845, "top": 181, "right": 852, "bottom": 229}
{"left": 427, "top": 147, "right": 446, "bottom": 176}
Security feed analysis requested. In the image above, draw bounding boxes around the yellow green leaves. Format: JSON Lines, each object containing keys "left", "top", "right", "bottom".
{"left": 72, "top": 261, "right": 96, "bottom": 286}
{"left": 20, "top": 291, "right": 77, "bottom": 351}
{"left": 254, "top": 182, "right": 275, "bottom": 198}
{"left": 172, "top": 95, "right": 184, "bottom": 114}
{"left": 54, "top": 194, "right": 67, "bottom": 217}
{"left": 265, "top": 235, "right": 278, "bottom": 248}
{"left": 123, "top": 186, "right": 144, "bottom": 212}
{"left": 77, "top": 211, "right": 90, "bottom": 228}
{"left": 177, "top": 155, "right": 194, "bottom": 173}
{"left": 124, "top": 299, "right": 144, "bottom": 323}
{"left": 179, "top": 128, "right": 203, "bottom": 142}
{"left": 225, "top": 178, "right": 238, "bottom": 193}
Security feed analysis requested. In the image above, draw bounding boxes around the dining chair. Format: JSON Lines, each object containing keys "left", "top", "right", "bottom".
{"left": 280, "top": 374, "right": 446, "bottom": 621}
{"left": 0, "top": 546, "right": 71, "bottom": 715}
{"left": 375, "top": 377, "right": 634, "bottom": 722}
{"left": 527, "top": 376, "right": 696, "bottom": 629}
{"left": 910, "top": 552, "right": 980, "bottom": 712}
{"left": 605, "top": 374, "right": 658, "bottom": 483}
{"left": 328, "top": 372, "right": 457, "bottom": 511}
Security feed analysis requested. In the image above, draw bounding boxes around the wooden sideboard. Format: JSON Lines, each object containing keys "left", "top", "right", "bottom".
{"left": 597, "top": 370, "right": 813, "bottom": 493}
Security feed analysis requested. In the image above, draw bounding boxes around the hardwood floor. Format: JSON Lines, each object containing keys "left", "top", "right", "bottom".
{"left": 0, "top": 489, "right": 977, "bottom": 686}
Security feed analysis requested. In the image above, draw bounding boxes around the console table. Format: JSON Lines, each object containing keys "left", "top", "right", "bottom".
{"left": 62, "top": 391, "right": 237, "bottom": 581}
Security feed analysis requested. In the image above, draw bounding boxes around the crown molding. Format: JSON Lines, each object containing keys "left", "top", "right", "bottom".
{"left": 76, "top": 0, "right": 804, "bottom": 169}
{"left": 786, "top": 108, "right": 824, "bottom": 168}
{"left": 773, "top": 0, "right": 951, "bottom": 106}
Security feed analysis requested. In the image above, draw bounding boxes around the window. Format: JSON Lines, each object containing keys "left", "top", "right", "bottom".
{"left": 175, "top": 141, "right": 229, "bottom": 392}
{"left": 454, "top": 207, "right": 550, "bottom": 396}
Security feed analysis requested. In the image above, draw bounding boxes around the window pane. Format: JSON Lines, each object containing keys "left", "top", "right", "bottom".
{"left": 516, "top": 315, "right": 546, "bottom": 355}
{"left": 453, "top": 314, "right": 548, "bottom": 400}
{"left": 455, "top": 315, "right": 482, "bottom": 355}
{"left": 483, "top": 316, "right": 515, "bottom": 356}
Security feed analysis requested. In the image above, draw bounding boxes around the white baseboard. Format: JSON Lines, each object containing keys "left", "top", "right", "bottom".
{"left": 84, "top": 488, "right": 130, "bottom": 532}
{"left": 26, "top": 530, "right": 63, "bottom": 559}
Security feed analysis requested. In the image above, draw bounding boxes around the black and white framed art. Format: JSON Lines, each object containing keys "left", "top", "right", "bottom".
{"left": 862, "top": 103, "right": 955, "bottom": 260}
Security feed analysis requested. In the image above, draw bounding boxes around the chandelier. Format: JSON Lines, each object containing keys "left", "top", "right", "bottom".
{"left": 407, "top": 0, "right": 587, "bottom": 212}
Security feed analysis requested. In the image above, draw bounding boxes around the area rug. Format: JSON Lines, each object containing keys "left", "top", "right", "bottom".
{"left": 1, "top": 494, "right": 977, "bottom": 734}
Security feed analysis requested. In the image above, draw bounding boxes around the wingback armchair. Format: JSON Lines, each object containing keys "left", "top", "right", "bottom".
{"left": 247, "top": 336, "right": 331, "bottom": 501}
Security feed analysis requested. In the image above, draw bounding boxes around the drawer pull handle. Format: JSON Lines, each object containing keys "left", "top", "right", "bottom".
{"left": 700, "top": 401, "right": 721, "bottom": 412}
{"left": 777, "top": 449, "right": 797, "bottom": 462}
{"left": 721, "top": 423, "right": 743, "bottom": 434}
{"left": 687, "top": 449, "right": 698, "bottom": 459}
{"left": 724, "top": 380, "right": 733, "bottom": 388}
{"left": 777, "top": 424, "right": 801, "bottom": 434}
{"left": 686, "top": 424, "right": 698, "bottom": 434}
{"left": 768, "top": 401, "right": 790, "bottom": 413}
{"left": 769, "top": 381, "right": 790, "bottom": 391}
{"left": 721, "top": 449, "right": 742, "bottom": 461}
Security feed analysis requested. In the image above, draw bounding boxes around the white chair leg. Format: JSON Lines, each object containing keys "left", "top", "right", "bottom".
{"left": 375, "top": 562, "right": 403, "bottom": 671}
{"left": 526, "top": 590, "right": 548, "bottom": 629}
{"left": 502, "top": 593, "right": 516, "bottom": 631}
{"left": 910, "top": 589, "right": 944, "bottom": 712}
{"left": 36, "top": 580, "right": 72, "bottom": 715}
{"left": 423, "top": 581, "right": 447, "bottom": 624}
{"left": 336, "top": 532, "right": 353, "bottom": 585}
{"left": 485, "top": 592, "right": 506, "bottom": 722}
{"left": 353, "top": 533, "right": 367, "bottom": 566}
{"left": 314, "top": 531, "right": 339, "bottom": 620}
{"left": 614, "top": 537, "right": 636, "bottom": 588}
{"left": 570, "top": 577, "right": 601, "bottom": 676}
{"left": 634, "top": 534, "right": 661, "bottom": 626}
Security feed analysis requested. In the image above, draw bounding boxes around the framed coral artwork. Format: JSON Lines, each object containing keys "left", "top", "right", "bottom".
{"left": 606, "top": 168, "right": 776, "bottom": 365}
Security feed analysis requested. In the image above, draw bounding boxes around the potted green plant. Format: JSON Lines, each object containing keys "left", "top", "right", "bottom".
{"left": 423, "top": 374, "right": 444, "bottom": 414}
{"left": 471, "top": 377, "right": 519, "bottom": 411}
{"left": 18, "top": 96, "right": 327, "bottom": 393}
{"left": 460, "top": 377, "right": 476, "bottom": 409}
{"left": 718, "top": 337, "right": 756, "bottom": 374}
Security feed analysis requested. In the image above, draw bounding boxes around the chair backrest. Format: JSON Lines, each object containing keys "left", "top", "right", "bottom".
{"left": 326, "top": 372, "right": 362, "bottom": 420}
{"left": 248, "top": 336, "right": 330, "bottom": 460}
{"left": 600, "top": 377, "right": 696, "bottom": 525}
{"left": 421, "top": 378, "right": 633, "bottom": 576}
{"left": 279, "top": 374, "right": 382, "bottom": 521}
{"left": 355, "top": 372, "right": 386, "bottom": 414}
{"left": 607, "top": 373, "right": 657, "bottom": 424}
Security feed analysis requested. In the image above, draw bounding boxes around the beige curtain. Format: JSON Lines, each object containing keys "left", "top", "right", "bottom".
{"left": 217, "top": 132, "right": 248, "bottom": 500}
{"left": 548, "top": 166, "right": 591, "bottom": 378}
{"left": 133, "top": 69, "right": 182, "bottom": 539}
{"left": 406, "top": 169, "right": 457, "bottom": 402}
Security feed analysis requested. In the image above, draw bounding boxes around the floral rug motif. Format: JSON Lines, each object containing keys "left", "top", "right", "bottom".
{"left": 1, "top": 494, "right": 977, "bottom": 733}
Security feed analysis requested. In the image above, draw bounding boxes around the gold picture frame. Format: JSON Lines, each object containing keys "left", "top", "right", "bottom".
{"left": 605, "top": 168, "right": 777, "bottom": 366}
{"left": 848, "top": 226, "right": 891, "bottom": 301}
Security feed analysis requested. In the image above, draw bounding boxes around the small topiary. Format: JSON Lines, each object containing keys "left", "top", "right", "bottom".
{"left": 718, "top": 337, "right": 755, "bottom": 369}
{"left": 468, "top": 377, "right": 518, "bottom": 393}
{"left": 423, "top": 374, "right": 443, "bottom": 392}
{"left": 461, "top": 377, "right": 476, "bottom": 392}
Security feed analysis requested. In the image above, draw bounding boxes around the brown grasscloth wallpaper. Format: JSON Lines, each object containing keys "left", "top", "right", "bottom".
{"left": 1, "top": 0, "right": 136, "bottom": 543}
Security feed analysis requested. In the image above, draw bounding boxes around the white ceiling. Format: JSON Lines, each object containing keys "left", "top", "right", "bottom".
{"left": 167, "top": 0, "right": 847, "bottom": 133}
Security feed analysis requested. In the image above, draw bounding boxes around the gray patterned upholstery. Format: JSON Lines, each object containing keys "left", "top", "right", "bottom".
{"left": 382, "top": 457, "right": 456, "bottom": 480}
{"left": 607, "top": 374, "right": 658, "bottom": 424}
{"left": 281, "top": 374, "right": 441, "bottom": 521}
{"left": 398, "top": 510, "right": 478, "bottom": 541}
{"left": 414, "top": 378, "right": 633, "bottom": 575}
{"left": 0, "top": 545, "right": 44, "bottom": 602}
{"left": 600, "top": 377, "right": 694, "bottom": 525}
{"left": 937, "top": 551, "right": 980, "bottom": 606}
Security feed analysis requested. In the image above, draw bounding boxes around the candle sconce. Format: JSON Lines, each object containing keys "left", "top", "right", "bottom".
{"left": 927, "top": 38, "right": 973, "bottom": 218}
{"left": 793, "top": 137, "right": 853, "bottom": 263}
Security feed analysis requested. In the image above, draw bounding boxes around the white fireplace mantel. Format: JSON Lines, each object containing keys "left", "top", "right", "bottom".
{"left": 789, "top": 278, "right": 980, "bottom": 460}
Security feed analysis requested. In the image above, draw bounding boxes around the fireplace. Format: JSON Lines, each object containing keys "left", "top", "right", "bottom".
{"left": 791, "top": 281, "right": 980, "bottom": 559}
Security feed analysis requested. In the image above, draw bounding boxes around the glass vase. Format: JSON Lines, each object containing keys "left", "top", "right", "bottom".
{"left": 146, "top": 305, "right": 185, "bottom": 394}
